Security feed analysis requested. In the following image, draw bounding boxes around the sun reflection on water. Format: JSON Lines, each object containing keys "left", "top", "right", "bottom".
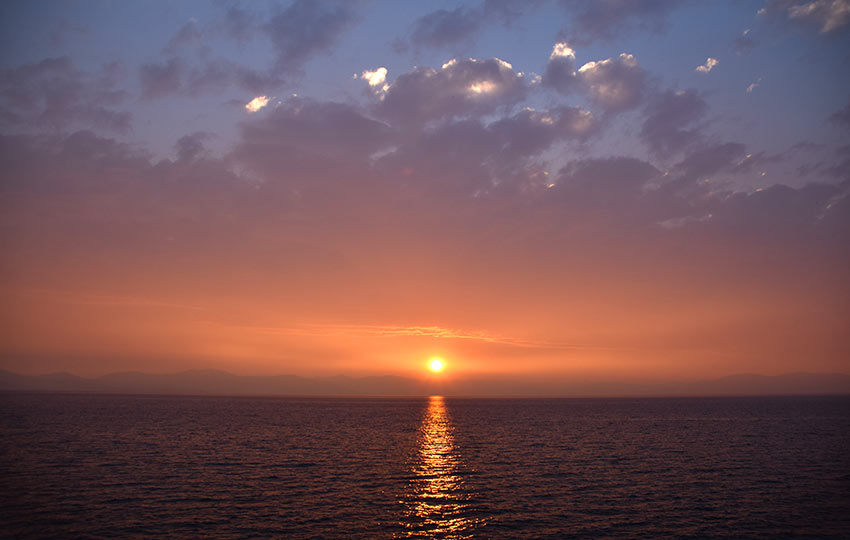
{"left": 397, "top": 395, "right": 480, "bottom": 539}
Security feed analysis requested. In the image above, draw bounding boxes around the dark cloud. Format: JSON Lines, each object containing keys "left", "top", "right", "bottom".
{"left": 826, "top": 144, "right": 850, "bottom": 180}
{"left": 165, "top": 19, "right": 204, "bottom": 54}
{"left": 192, "top": 61, "right": 238, "bottom": 95}
{"left": 137, "top": 1, "right": 357, "bottom": 101}
{"left": 559, "top": 156, "right": 660, "bottom": 190}
{"left": 5, "top": 126, "right": 843, "bottom": 237}
{"left": 488, "top": 106, "right": 596, "bottom": 160}
{"left": 671, "top": 142, "right": 748, "bottom": 183}
{"left": 707, "top": 181, "right": 847, "bottom": 234}
{"left": 542, "top": 43, "right": 578, "bottom": 94}
{"left": 0, "top": 57, "right": 130, "bottom": 134}
{"left": 174, "top": 132, "right": 213, "bottom": 161}
{"left": 266, "top": 0, "right": 358, "bottom": 75}
{"left": 558, "top": 0, "right": 687, "bottom": 44}
{"left": 640, "top": 89, "right": 708, "bottom": 157}
{"left": 406, "top": 1, "right": 542, "bottom": 51}
{"left": 235, "top": 97, "right": 393, "bottom": 176}
{"left": 139, "top": 58, "right": 183, "bottom": 100}
{"left": 732, "top": 28, "right": 756, "bottom": 54}
{"left": 138, "top": 57, "right": 277, "bottom": 99}
{"left": 410, "top": 7, "right": 481, "bottom": 49}
{"left": 378, "top": 105, "right": 596, "bottom": 194}
{"left": 222, "top": 6, "right": 259, "bottom": 43}
{"left": 830, "top": 95, "right": 850, "bottom": 128}
{"left": 48, "top": 18, "right": 89, "bottom": 48}
{"left": 375, "top": 58, "right": 526, "bottom": 128}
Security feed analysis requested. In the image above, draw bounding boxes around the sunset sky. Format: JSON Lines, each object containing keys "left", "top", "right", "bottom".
{"left": 1, "top": 0, "right": 848, "bottom": 381}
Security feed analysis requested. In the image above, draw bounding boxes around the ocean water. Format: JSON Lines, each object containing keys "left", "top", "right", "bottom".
{"left": 1, "top": 394, "right": 848, "bottom": 539}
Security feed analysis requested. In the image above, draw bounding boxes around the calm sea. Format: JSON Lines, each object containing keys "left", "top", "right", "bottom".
{"left": 1, "top": 394, "right": 848, "bottom": 539}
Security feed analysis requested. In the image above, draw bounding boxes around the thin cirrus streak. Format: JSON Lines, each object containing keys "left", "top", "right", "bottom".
{"left": 11, "top": 288, "right": 205, "bottom": 311}
{"left": 199, "top": 321, "right": 640, "bottom": 352}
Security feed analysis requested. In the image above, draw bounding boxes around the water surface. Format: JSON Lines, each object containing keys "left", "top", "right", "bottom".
{"left": 1, "top": 394, "right": 848, "bottom": 538}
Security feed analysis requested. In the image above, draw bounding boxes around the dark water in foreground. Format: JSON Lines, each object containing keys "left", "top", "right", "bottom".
{"left": 1, "top": 394, "right": 849, "bottom": 539}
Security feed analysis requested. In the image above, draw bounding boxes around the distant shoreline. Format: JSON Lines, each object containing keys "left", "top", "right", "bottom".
{"left": 3, "top": 369, "right": 849, "bottom": 399}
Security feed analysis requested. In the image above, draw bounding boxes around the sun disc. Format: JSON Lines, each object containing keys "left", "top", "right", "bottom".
{"left": 428, "top": 358, "right": 445, "bottom": 372}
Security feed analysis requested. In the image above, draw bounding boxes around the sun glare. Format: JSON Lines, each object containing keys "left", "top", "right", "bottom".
{"left": 428, "top": 357, "right": 445, "bottom": 373}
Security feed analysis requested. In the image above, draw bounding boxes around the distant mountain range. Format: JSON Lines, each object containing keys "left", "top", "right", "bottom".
{"left": 1, "top": 369, "right": 849, "bottom": 397}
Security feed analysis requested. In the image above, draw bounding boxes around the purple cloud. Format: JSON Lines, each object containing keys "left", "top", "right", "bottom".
{"left": 641, "top": 89, "right": 708, "bottom": 157}
{"left": 830, "top": 95, "right": 850, "bottom": 128}
{"left": 1, "top": 57, "right": 130, "bottom": 134}
{"left": 139, "top": 58, "right": 183, "bottom": 100}
{"left": 543, "top": 42, "right": 579, "bottom": 94}
{"left": 266, "top": 0, "right": 359, "bottom": 75}
{"left": 374, "top": 57, "right": 526, "bottom": 128}
{"left": 576, "top": 53, "right": 647, "bottom": 113}
{"left": 760, "top": 0, "right": 850, "bottom": 34}
{"left": 558, "top": 0, "right": 687, "bottom": 44}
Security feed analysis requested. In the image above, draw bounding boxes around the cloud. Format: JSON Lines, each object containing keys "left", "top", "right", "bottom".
{"left": 174, "top": 131, "right": 213, "bottom": 161}
{"left": 640, "top": 89, "right": 708, "bottom": 157}
{"left": 135, "top": 2, "right": 359, "bottom": 101}
{"left": 671, "top": 141, "right": 749, "bottom": 183}
{"left": 760, "top": 0, "right": 850, "bottom": 33}
{"left": 542, "top": 42, "right": 578, "bottom": 94}
{"left": 245, "top": 95, "right": 270, "bottom": 113}
{"left": 746, "top": 78, "right": 762, "bottom": 93}
{"left": 732, "top": 28, "right": 756, "bottom": 54}
{"left": 410, "top": 6, "right": 482, "bottom": 49}
{"left": 405, "top": 0, "right": 541, "bottom": 51}
{"left": 829, "top": 95, "right": 850, "bottom": 128}
{"left": 490, "top": 105, "right": 596, "bottom": 153}
{"left": 576, "top": 53, "right": 647, "bottom": 112}
{"left": 0, "top": 56, "right": 130, "bottom": 134}
{"left": 557, "top": 156, "right": 661, "bottom": 195}
{"left": 695, "top": 57, "right": 719, "bottom": 73}
{"left": 220, "top": 6, "right": 259, "bottom": 43}
{"left": 359, "top": 67, "right": 389, "bottom": 97}
{"left": 374, "top": 57, "right": 526, "bottom": 127}
{"left": 139, "top": 58, "right": 183, "bottom": 100}
{"left": 48, "top": 18, "right": 89, "bottom": 48}
{"left": 558, "top": 0, "right": 687, "bottom": 44}
{"left": 378, "top": 104, "right": 595, "bottom": 193}
{"left": 788, "top": 0, "right": 850, "bottom": 32}
{"left": 545, "top": 46, "right": 648, "bottom": 112}
{"left": 235, "top": 97, "right": 394, "bottom": 175}
{"left": 165, "top": 19, "right": 204, "bottom": 54}
{"left": 265, "top": 0, "right": 358, "bottom": 75}
{"left": 138, "top": 57, "right": 277, "bottom": 99}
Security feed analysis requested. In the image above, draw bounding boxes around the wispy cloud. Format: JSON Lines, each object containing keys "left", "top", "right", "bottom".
{"left": 210, "top": 322, "right": 638, "bottom": 352}
{"left": 15, "top": 288, "right": 203, "bottom": 311}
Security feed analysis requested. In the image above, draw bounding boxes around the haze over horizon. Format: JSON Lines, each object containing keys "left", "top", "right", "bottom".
{"left": 1, "top": 1, "right": 849, "bottom": 385}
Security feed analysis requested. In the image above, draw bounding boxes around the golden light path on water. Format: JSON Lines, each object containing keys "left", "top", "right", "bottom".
{"left": 397, "top": 395, "right": 481, "bottom": 539}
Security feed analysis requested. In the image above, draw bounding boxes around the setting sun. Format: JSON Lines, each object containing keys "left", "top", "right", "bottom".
{"left": 428, "top": 357, "right": 445, "bottom": 373}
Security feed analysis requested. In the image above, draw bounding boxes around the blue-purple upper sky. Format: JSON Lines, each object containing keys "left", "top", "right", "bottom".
{"left": 1, "top": 1, "right": 848, "bottom": 378}
{"left": 2, "top": 0, "right": 848, "bottom": 179}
